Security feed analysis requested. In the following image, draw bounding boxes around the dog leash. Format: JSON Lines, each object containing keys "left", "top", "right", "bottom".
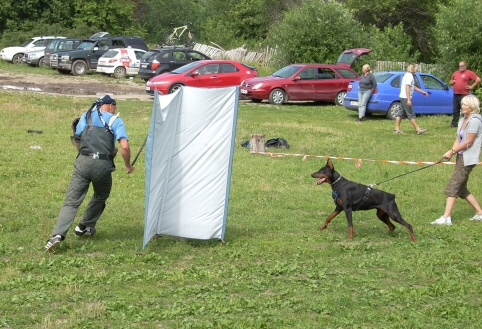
{"left": 371, "top": 157, "right": 446, "bottom": 187}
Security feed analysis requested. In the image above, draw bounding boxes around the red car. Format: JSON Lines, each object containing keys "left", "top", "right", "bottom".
{"left": 145, "top": 60, "right": 258, "bottom": 95}
{"left": 240, "top": 48, "right": 371, "bottom": 105}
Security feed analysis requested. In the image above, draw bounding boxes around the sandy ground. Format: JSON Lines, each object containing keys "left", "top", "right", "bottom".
{"left": 0, "top": 71, "right": 153, "bottom": 101}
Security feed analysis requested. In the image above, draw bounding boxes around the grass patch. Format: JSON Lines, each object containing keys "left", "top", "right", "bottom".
{"left": 1, "top": 84, "right": 482, "bottom": 328}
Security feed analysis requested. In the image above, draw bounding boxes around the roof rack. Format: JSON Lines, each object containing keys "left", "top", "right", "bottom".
{"left": 153, "top": 44, "right": 194, "bottom": 49}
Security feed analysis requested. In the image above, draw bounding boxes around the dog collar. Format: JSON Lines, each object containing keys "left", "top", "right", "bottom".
{"left": 331, "top": 175, "right": 342, "bottom": 185}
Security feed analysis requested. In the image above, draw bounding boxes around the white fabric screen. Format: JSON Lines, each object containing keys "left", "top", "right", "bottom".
{"left": 143, "top": 86, "right": 239, "bottom": 249}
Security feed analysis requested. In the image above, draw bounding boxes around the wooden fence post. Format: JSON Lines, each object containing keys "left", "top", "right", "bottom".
{"left": 250, "top": 134, "right": 265, "bottom": 153}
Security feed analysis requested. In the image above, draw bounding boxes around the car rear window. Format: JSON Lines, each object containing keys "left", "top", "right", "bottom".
{"left": 102, "top": 50, "right": 119, "bottom": 58}
{"left": 220, "top": 63, "right": 238, "bottom": 73}
{"left": 374, "top": 72, "right": 396, "bottom": 83}
{"left": 142, "top": 51, "right": 159, "bottom": 61}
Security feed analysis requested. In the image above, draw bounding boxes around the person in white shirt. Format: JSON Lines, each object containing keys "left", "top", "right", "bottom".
{"left": 394, "top": 63, "right": 429, "bottom": 135}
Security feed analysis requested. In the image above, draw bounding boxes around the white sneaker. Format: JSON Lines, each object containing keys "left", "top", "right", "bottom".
{"left": 470, "top": 213, "right": 482, "bottom": 221}
{"left": 431, "top": 216, "right": 452, "bottom": 225}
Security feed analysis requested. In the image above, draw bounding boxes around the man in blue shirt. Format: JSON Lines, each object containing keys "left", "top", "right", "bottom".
{"left": 45, "top": 95, "right": 134, "bottom": 252}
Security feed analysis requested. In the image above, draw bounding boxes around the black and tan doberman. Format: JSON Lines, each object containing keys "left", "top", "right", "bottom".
{"left": 311, "top": 159, "right": 416, "bottom": 241}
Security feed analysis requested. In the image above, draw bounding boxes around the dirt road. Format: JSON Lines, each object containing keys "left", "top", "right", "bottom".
{"left": 0, "top": 70, "right": 153, "bottom": 101}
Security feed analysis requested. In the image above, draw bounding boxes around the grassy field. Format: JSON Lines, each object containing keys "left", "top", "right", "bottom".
{"left": 1, "top": 78, "right": 482, "bottom": 328}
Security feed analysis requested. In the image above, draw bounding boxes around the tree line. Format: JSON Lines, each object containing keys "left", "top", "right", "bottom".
{"left": 0, "top": 0, "right": 480, "bottom": 79}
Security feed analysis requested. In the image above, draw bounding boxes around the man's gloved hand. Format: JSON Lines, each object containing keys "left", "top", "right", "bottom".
{"left": 70, "top": 118, "right": 81, "bottom": 150}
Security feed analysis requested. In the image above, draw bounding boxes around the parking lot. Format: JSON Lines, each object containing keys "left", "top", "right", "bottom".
{"left": 0, "top": 71, "right": 151, "bottom": 100}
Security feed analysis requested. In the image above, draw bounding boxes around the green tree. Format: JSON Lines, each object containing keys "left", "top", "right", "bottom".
{"left": 72, "top": 0, "right": 145, "bottom": 37}
{"left": 266, "top": 0, "right": 365, "bottom": 67}
{"left": 435, "top": 0, "right": 482, "bottom": 79}
{"left": 345, "top": 0, "right": 448, "bottom": 63}
{"left": 139, "top": 0, "right": 202, "bottom": 45}
{"left": 0, "top": 0, "right": 146, "bottom": 48}
{"left": 366, "top": 23, "right": 419, "bottom": 64}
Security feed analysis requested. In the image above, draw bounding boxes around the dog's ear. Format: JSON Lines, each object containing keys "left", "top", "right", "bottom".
{"left": 327, "top": 158, "right": 333, "bottom": 170}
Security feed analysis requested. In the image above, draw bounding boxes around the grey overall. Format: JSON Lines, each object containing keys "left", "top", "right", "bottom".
{"left": 52, "top": 110, "right": 116, "bottom": 238}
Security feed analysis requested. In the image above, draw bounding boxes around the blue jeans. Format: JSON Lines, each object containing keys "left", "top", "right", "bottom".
{"left": 358, "top": 89, "right": 372, "bottom": 118}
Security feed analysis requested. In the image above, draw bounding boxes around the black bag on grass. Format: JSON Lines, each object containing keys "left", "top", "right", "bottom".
{"left": 265, "top": 138, "right": 290, "bottom": 149}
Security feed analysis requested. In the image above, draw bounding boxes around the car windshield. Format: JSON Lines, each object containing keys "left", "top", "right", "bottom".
{"left": 45, "top": 41, "right": 58, "bottom": 51}
{"left": 374, "top": 72, "right": 396, "bottom": 83}
{"left": 172, "top": 61, "right": 200, "bottom": 74}
{"left": 272, "top": 65, "right": 301, "bottom": 78}
{"left": 77, "top": 41, "right": 96, "bottom": 50}
{"left": 20, "top": 40, "right": 34, "bottom": 47}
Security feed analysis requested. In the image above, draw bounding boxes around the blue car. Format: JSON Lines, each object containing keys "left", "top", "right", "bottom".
{"left": 344, "top": 71, "right": 453, "bottom": 119}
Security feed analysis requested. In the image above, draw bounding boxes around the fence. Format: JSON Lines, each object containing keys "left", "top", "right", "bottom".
{"left": 193, "top": 43, "right": 277, "bottom": 67}
{"left": 193, "top": 43, "right": 449, "bottom": 78}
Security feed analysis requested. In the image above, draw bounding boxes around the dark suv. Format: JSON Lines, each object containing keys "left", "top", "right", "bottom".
{"left": 46, "top": 38, "right": 83, "bottom": 68}
{"left": 57, "top": 36, "right": 148, "bottom": 75}
{"left": 138, "top": 47, "right": 210, "bottom": 81}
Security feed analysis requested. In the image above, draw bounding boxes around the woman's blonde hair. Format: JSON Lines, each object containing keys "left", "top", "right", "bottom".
{"left": 461, "top": 95, "right": 480, "bottom": 114}
{"left": 362, "top": 64, "right": 371, "bottom": 72}
{"left": 407, "top": 63, "right": 417, "bottom": 73}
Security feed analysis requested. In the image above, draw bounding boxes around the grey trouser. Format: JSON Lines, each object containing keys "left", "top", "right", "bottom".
{"left": 52, "top": 155, "right": 114, "bottom": 237}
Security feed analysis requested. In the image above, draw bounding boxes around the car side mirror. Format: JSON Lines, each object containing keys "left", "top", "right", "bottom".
{"left": 293, "top": 76, "right": 301, "bottom": 81}
{"left": 93, "top": 47, "right": 99, "bottom": 51}
{"left": 191, "top": 70, "right": 200, "bottom": 76}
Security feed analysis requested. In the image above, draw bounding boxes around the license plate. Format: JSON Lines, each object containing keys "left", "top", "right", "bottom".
{"left": 145, "top": 86, "right": 150, "bottom": 91}
{"left": 350, "top": 101, "right": 359, "bottom": 106}
{"left": 141, "top": 64, "right": 147, "bottom": 68}
{"left": 240, "top": 89, "right": 248, "bottom": 94}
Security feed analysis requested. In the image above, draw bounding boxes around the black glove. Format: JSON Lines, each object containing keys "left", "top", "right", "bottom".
{"left": 70, "top": 117, "right": 81, "bottom": 150}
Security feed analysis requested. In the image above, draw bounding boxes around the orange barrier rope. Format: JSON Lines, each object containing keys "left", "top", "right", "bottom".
{"left": 249, "top": 151, "right": 460, "bottom": 166}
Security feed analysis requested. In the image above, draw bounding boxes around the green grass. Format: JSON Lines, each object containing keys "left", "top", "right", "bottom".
{"left": 1, "top": 82, "right": 482, "bottom": 328}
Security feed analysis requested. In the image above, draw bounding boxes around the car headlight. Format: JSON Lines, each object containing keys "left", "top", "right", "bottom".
{"left": 150, "top": 81, "right": 169, "bottom": 85}
{"left": 30, "top": 53, "right": 38, "bottom": 59}
{"left": 253, "top": 83, "right": 263, "bottom": 90}
{"left": 61, "top": 55, "right": 70, "bottom": 61}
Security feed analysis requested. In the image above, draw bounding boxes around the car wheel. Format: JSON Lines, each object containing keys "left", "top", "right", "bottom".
{"left": 387, "top": 102, "right": 402, "bottom": 120}
{"left": 38, "top": 57, "right": 46, "bottom": 67}
{"left": 169, "top": 84, "right": 183, "bottom": 93}
{"left": 269, "top": 88, "right": 285, "bottom": 105}
{"left": 335, "top": 91, "right": 346, "bottom": 106}
{"left": 72, "top": 60, "right": 88, "bottom": 76}
{"left": 113, "top": 66, "right": 126, "bottom": 79}
{"left": 12, "top": 54, "right": 24, "bottom": 64}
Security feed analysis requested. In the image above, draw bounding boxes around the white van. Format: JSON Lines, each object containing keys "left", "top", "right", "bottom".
{"left": 96, "top": 47, "right": 146, "bottom": 78}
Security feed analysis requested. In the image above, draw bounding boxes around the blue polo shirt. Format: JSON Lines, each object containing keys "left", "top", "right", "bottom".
{"left": 76, "top": 110, "right": 129, "bottom": 141}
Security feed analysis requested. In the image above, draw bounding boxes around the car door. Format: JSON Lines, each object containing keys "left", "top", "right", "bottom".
{"left": 417, "top": 73, "right": 453, "bottom": 114}
{"left": 171, "top": 50, "right": 191, "bottom": 70}
{"left": 188, "top": 63, "right": 222, "bottom": 87}
{"left": 123, "top": 49, "right": 145, "bottom": 74}
{"left": 314, "top": 68, "right": 341, "bottom": 101}
{"left": 90, "top": 40, "right": 110, "bottom": 68}
{"left": 286, "top": 67, "right": 317, "bottom": 100}
{"left": 336, "top": 48, "right": 371, "bottom": 67}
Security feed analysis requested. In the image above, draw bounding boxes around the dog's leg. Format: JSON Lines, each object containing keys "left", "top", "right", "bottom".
{"left": 319, "top": 209, "right": 341, "bottom": 230}
{"left": 345, "top": 208, "right": 354, "bottom": 239}
{"left": 386, "top": 201, "right": 416, "bottom": 242}
{"left": 376, "top": 209, "right": 396, "bottom": 232}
